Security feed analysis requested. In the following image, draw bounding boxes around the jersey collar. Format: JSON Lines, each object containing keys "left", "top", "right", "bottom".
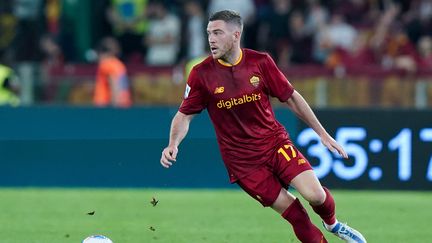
{"left": 217, "top": 49, "right": 243, "bottom": 67}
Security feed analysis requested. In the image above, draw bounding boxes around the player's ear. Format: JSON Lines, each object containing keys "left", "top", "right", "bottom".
{"left": 233, "top": 30, "right": 241, "bottom": 41}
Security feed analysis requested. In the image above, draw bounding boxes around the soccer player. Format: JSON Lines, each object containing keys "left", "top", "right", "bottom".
{"left": 160, "top": 10, "right": 366, "bottom": 243}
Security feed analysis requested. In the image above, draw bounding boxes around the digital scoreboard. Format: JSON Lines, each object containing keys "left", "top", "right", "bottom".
{"left": 295, "top": 110, "right": 432, "bottom": 190}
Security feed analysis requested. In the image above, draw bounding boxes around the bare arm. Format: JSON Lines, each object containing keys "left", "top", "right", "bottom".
{"left": 285, "top": 90, "right": 348, "bottom": 158}
{"left": 160, "top": 111, "right": 196, "bottom": 168}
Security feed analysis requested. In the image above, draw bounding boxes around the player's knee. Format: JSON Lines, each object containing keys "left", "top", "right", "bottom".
{"left": 306, "top": 187, "right": 326, "bottom": 206}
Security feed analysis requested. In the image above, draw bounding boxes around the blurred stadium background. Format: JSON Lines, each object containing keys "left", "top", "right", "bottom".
{"left": 0, "top": 0, "right": 431, "bottom": 242}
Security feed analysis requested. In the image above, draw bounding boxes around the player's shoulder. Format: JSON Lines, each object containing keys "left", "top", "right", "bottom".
{"left": 190, "top": 55, "right": 214, "bottom": 72}
{"left": 187, "top": 55, "right": 213, "bottom": 85}
{"left": 243, "top": 48, "right": 271, "bottom": 60}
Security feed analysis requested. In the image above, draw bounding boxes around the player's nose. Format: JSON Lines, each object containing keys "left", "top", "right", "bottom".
{"left": 208, "top": 35, "right": 216, "bottom": 43}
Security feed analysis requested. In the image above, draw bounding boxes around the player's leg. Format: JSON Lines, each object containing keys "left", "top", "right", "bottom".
{"left": 290, "top": 170, "right": 333, "bottom": 223}
{"left": 273, "top": 142, "right": 333, "bottom": 222}
{"left": 237, "top": 167, "right": 327, "bottom": 243}
{"left": 291, "top": 170, "right": 367, "bottom": 243}
{"left": 273, "top": 141, "right": 366, "bottom": 243}
{"left": 270, "top": 187, "right": 328, "bottom": 243}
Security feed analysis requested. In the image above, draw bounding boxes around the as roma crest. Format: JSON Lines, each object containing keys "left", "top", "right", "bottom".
{"left": 249, "top": 75, "right": 260, "bottom": 87}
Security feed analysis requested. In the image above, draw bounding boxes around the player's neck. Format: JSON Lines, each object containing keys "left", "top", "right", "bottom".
{"left": 219, "top": 47, "right": 242, "bottom": 66}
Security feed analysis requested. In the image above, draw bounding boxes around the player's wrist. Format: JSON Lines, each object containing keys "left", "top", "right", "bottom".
{"left": 168, "top": 143, "right": 179, "bottom": 149}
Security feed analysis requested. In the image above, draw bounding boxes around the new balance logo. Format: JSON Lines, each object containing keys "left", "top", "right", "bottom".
{"left": 298, "top": 159, "right": 306, "bottom": 165}
{"left": 214, "top": 86, "right": 224, "bottom": 94}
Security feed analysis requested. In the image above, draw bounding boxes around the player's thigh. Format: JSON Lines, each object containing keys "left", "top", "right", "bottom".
{"left": 237, "top": 167, "right": 282, "bottom": 207}
{"left": 290, "top": 170, "right": 326, "bottom": 205}
{"left": 273, "top": 142, "right": 326, "bottom": 204}
{"left": 274, "top": 141, "right": 313, "bottom": 187}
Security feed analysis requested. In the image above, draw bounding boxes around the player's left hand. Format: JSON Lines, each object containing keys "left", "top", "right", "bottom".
{"left": 320, "top": 133, "right": 348, "bottom": 159}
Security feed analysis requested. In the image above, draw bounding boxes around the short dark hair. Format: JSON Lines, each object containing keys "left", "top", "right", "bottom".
{"left": 97, "top": 37, "right": 120, "bottom": 56}
{"left": 209, "top": 10, "right": 243, "bottom": 31}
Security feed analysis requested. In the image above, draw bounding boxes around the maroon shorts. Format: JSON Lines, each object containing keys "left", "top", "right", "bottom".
{"left": 237, "top": 141, "right": 312, "bottom": 207}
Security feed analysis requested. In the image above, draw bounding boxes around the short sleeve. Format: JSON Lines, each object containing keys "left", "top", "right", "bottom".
{"left": 261, "top": 54, "right": 294, "bottom": 102}
{"left": 179, "top": 67, "right": 208, "bottom": 114}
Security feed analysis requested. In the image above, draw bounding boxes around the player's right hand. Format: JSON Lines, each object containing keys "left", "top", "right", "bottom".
{"left": 160, "top": 146, "right": 178, "bottom": 168}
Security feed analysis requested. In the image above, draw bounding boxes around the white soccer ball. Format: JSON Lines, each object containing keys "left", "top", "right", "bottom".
{"left": 82, "top": 235, "right": 113, "bottom": 243}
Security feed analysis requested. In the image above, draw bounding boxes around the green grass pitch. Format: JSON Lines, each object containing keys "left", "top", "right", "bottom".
{"left": 0, "top": 188, "right": 430, "bottom": 242}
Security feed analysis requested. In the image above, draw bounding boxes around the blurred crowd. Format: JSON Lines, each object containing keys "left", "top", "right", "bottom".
{"left": 1, "top": 0, "right": 432, "bottom": 72}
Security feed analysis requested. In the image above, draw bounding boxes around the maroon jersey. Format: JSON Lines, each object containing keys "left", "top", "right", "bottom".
{"left": 179, "top": 49, "right": 294, "bottom": 182}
